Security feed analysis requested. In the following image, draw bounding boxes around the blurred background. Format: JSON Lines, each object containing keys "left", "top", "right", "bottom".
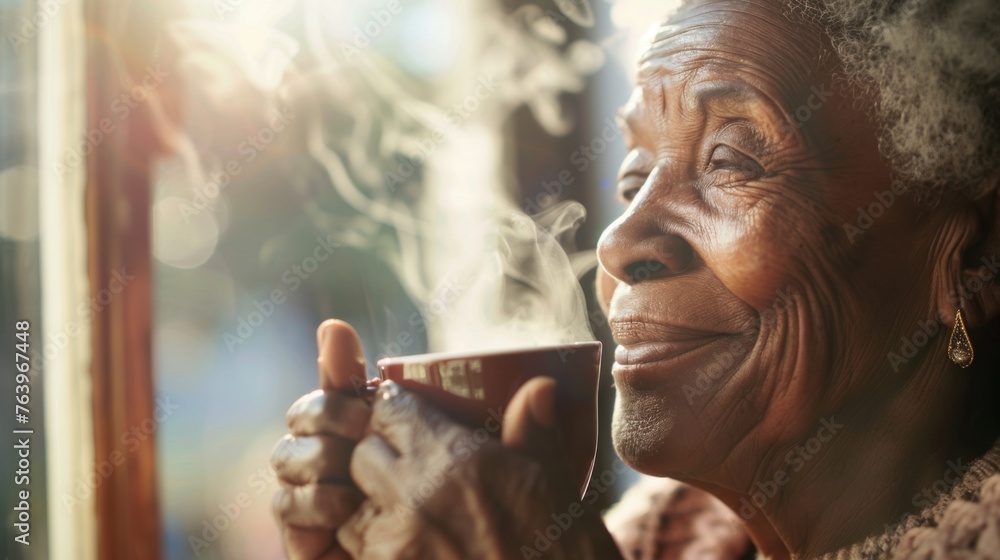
{"left": 0, "top": 0, "right": 671, "bottom": 558}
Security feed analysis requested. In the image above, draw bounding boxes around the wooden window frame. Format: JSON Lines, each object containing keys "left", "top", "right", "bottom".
{"left": 84, "top": 0, "right": 179, "bottom": 557}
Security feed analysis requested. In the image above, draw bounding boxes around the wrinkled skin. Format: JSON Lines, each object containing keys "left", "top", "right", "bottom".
{"left": 274, "top": 321, "right": 627, "bottom": 559}
{"left": 337, "top": 379, "right": 613, "bottom": 559}
{"left": 274, "top": 0, "right": 1000, "bottom": 558}
{"left": 272, "top": 321, "right": 370, "bottom": 560}
{"left": 598, "top": 0, "right": 1000, "bottom": 556}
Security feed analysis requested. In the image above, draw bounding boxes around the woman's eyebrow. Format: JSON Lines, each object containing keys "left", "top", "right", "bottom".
{"left": 615, "top": 81, "right": 776, "bottom": 150}
{"left": 690, "top": 81, "right": 754, "bottom": 110}
{"left": 624, "top": 78, "right": 756, "bottom": 120}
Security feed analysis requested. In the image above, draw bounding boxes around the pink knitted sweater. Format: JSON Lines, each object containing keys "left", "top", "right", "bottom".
{"left": 605, "top": 440, "right": 1000, "bottom": 559}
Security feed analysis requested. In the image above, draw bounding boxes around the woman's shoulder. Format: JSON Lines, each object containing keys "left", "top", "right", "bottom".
{"left": 604, "top": 475, "right": 754, "bottom": 560}
{"left": 603, "top": 470, "right": 1000, "bottom": 560}
{"left": 892, "top": 473, "right": 1000, "bottom": 559}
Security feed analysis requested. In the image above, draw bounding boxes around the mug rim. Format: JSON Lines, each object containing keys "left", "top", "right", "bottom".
{"left": 376, "top": 340, "right": 602, "bottom": 366}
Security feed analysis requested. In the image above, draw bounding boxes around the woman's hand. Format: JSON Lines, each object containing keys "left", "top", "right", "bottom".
{"left": 337, "top": 378, "right": 624, "bottom": 560}
{"left": 272, "top": 320, "right": 372, "bottom": 560}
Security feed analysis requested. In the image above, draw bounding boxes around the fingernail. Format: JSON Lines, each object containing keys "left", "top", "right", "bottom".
{"left": 376, "top": 380, "right": 402, "bottom": 400}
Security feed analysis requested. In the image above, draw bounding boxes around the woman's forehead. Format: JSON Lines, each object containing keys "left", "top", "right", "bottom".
{"left": 636, "top": 0, "right": 829, "bottom": 104}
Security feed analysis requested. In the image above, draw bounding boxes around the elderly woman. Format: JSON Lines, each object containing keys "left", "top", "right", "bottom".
{"left": 269, "top": 0, "right": 1000, "bottom": 557}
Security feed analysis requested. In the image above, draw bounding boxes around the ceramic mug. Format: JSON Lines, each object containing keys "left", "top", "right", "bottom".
{"left": 374, "top": 341, "right": 602, "bottom": 498}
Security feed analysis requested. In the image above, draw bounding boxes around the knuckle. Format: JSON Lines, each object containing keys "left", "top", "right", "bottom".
{"left": 272, "top": 487, "right": 293, "bottom": 523}
{"left": 320, "top": 392, "right": 344, "bottom": 418}
{"left": 301, "top": 485, "right": 323, "bottom": 513}
{"left": 291, "top": 435, "right": 321, "bottom": 463}
{"left": 285, "top": 390, "right": 324, "bottom": 429}
{"left": 273, "top": 457, "right": 363, "bottom": 528}
{"left": 323, "top": 393, "right": 371, "bottom": 441}
{"left": 270, "top": 435, "right": 296, "bottom": 474}
{"left": 283, "top": 484, "right": 328, "bottom": 525}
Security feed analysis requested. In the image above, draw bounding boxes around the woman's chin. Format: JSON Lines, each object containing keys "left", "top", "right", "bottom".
{"left": 611, "top": 393, "right": 705, "bottom": 476}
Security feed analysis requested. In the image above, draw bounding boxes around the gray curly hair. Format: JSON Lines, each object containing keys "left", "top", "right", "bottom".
{"left": 797, "top": 0, "right": 1000, "bottom": 201}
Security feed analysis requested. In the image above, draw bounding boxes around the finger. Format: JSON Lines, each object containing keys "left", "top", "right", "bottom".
{"left": 286, "top": 389, "right": 371, "bottom": 441}
{"left": 501, "top": 376, "right": 556, "bottom": 452}
{"left": 272, "top": 434, "right": 356, "bottom": 485}
{"left": 345, "top": 510, "right": 462, "bottom": 560}
{"left": 369, "top": 381, "right": 457, "bottom": 456}
{"left": 280, "top": 525, "right": 352, "bottom": 560}
{"left": 273, "top": 483, "right": 364, "bottom": 529}
{"left": 317, "top": 319, "right": 368, "bottom": 394}
{"left": 501, "top": 377, "right": 565, "bottom": 483}
{"left": 349, "top": 434, "right": 405, "bottom": 507}
{"left": 336, "top": 500, "right": 380, "bottom": 558}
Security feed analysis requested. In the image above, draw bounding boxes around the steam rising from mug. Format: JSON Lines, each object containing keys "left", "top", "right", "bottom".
{"left": 441, "top": 200, "right": 597, "bottom": 352}
{"left": 162, "top": 0, "right": 604, "bottom": 354}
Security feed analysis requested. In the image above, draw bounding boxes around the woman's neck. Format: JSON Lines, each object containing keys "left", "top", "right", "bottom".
{"left": 686, "top": 349, "right": 990, "bottom": 559}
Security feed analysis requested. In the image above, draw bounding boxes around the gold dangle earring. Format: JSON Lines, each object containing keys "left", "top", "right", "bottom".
{"left": 948, "top": 309, "right": 974, "bottom": 368}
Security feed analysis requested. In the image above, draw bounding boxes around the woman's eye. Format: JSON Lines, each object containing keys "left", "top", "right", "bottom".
{"left": 617, "top": 174, "right": 646, "bottom": 202}
{"left": 707, "top": 145, "right": 763, "bottom": 175}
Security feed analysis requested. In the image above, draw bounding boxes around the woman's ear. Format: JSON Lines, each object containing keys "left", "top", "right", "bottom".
{"left": 936, "top": 181, "right": 1000, "bottom": 330}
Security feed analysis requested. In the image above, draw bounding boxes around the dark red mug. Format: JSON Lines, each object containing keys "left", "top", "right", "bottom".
{"left": 374, "top": 341, "right": 602, "bottom": 498}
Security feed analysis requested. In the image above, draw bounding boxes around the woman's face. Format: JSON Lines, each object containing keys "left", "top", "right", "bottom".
{"left": 596, "top": 0, "right": 940, "bottom": 478}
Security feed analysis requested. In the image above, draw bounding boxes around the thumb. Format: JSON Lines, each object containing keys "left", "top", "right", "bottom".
{"left": 501, "top": 376, "right": 558, "bottom": 460}
{"left": 316, "top": 319, "right": 368, "bottom": 394}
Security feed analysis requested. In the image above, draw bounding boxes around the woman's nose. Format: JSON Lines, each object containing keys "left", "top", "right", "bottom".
{"left": 597, "top": 209, "right": 694, "bottom": 285}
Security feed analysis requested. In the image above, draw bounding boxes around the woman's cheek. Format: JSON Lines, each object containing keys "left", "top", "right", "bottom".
{"left": 703, "top": 244, "right": 788, "bottom": 308}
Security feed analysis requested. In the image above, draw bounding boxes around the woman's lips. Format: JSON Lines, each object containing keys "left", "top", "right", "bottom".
{"left": 614, "top": 337, "right": 723, "bottom": 365}
{"left": 609, "top": 318, "right": 730, "bottom": 366}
